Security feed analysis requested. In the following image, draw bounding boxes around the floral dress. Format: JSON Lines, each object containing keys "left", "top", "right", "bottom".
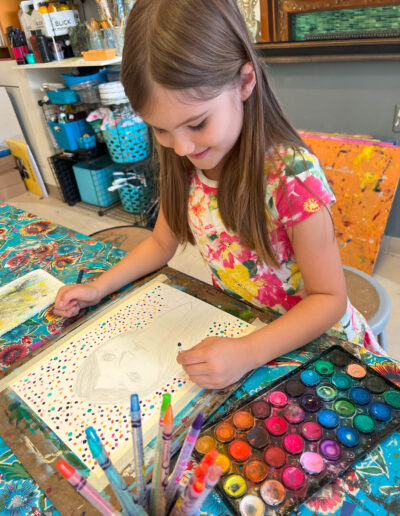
{"left": 188, "top": 146, "right": 383, "bottom": 355}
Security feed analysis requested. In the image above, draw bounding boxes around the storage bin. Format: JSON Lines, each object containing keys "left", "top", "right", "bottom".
{"left": 82, "top": 49, "right": 116, "bottom": 61}
{"left": 48, "top": 119, "right": 93, "bottom": 151}
{"left": 62, "top": 69, "right": 108, "bottom": 88}
{"left": 72, "top": 156, "right": 121, "bottom": 207}
{"left": 49, "top": 154, "right": 81, "bottom": 205}
{"left": 119, "top": 181, "right": 153, "bottom": 214}
{"left": 71, "top": 80, "right": 101, "bottom": 104}
{"left": 78, "top": 134, "right": 97, "bottom": 150}
{"left": 47, "top": 88, "right": 79, "bottom": 104}
{"left": 103, "top": 122, "right": 150, "bottom": 163}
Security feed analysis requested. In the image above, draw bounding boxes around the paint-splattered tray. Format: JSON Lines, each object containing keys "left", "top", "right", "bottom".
{"left": 195, "top": 345, "right": 400, "bottom": 515}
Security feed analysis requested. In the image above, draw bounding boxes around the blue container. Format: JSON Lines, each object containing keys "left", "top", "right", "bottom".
{"left": 47, "top": 88, "right": 79, "bottom": 104}
{"left": 48, "top": 119, "right": 93, "bottom": 151}
{"left": 119, "top": 180, "right": 153, "bottom": 214}
{"left": 103, "top": 122, "right": 150, "bottom": 164}
{"left": 78, "top": 134, "right": 97, "bottom": 150}
{"left": 72, "top": 156, "right": 121, "bottom": 207}
{"left": 62, "top": 68, "right": 108, "bottom": 88}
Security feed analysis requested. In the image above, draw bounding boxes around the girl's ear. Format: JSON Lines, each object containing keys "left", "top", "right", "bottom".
{"left": 240, "top": 61, "right": 256, "bottom": 101}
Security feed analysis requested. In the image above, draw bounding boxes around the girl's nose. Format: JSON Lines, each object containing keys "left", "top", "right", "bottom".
{"left": 173, "top": 137, "right": 195, "bottom": 157}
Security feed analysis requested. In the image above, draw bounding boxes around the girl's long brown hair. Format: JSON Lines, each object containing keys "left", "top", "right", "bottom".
{"left": 122, "top": 0, "right": 306, "bottom": 266}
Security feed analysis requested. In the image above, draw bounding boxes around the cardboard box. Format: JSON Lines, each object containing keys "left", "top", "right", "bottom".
{"left": 19, "top": 2, "right": 79, "bottom": 38}
{"left": 1, "top": 168, "right": 22, "bottom": 188}
{"left": 0, "top": 154, "right": 16, "bottom": 173}
{"left": 0, "top": 182, "right": 27, "bottom": 202}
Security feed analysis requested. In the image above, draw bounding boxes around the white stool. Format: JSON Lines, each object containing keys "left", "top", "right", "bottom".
{"left": 344, "top": 265, "right": 391, "bottom": 352}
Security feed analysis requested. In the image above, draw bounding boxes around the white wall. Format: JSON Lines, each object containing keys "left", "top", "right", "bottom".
{"left": 0, "top": 87, "right": 24, "bottom": 146}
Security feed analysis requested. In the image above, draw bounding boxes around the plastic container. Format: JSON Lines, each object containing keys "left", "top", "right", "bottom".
{"left": 61, "top": 68, "right": 108, "bottom": 88}
{"left": 47, "top": 88, "right": 79, "bottom": 104}
{"left": 119, "top": 180, "right": 153, "bottom": 214}
{"left": 78, "top": 134, "right": 96, "bottom": 149}
{"left": 48, "top": 119, "right": 93, "bottom": 151}
{"left": 70, "top": 79, "right": 101, "bottom": 103}
{"left": 81, "top": 49, "right": 116, "bottom": 61}
{"left": 72, "top": 156, "right": 121, "bottom": 207}
{"left": 104, "top": 122, "right": 150, "bottom": 163}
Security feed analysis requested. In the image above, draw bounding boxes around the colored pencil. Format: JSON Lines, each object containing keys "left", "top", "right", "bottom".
{"left": 85, "top": 426, "right": 144, "bottom": 516}
{"left": 150, "top": 392, "right": 171, "bottom": 515}
{"left": 165, "top": 412, "right": 203, "bottom": 509}
{"left": 56, "top": 459, "right": 119, "bottom": 516}
{"left": 155, "top": 403, "right": 173, "bottom": 514}
{"left": 76, "top": 269, "right": 84, "bottom": 284}
{"left": 186, "top": 464, "right": 223, "bottom": 513}
{"left": 130, "top": 394, "right": 146, "bottom": 507}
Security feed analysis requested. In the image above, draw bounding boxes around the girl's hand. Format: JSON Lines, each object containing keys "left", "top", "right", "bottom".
{"left": 177, "top": 336, "right": 253, "bottom": 390}
{"left": 54, "top": 283, "right": 103, "bottom": 318}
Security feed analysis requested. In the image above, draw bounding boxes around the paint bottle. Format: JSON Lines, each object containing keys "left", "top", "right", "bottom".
{"left": 29, "top": 31, "right": 42, "bottom": 63}
{"left": 37, "top": 2, "right": 49, "bottom": 14}
{"left": 11, "top": 30, "right": 25, "bottom": 65}
{"left": 36, "top": 30, "right": 53, "bottom": 63}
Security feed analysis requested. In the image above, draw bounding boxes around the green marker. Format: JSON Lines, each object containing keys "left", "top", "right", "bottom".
{"left": 150, "top": 392, "right": 171, "bottom": 515}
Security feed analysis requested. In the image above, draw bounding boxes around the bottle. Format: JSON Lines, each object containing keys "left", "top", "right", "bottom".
{"left": 11, "top": 29, "right": 25, "bottom": 65}
{"left": 37, "top": 3, "right": 49, "bottom": 14}
{"left": 36, "top": 30, "right": 53, "bottom": 62}
{"left": 29, "top": 31, "right": 42, "bottom": 63}
{"left": 16, "top": 29, "right": 29, "bottom": 55}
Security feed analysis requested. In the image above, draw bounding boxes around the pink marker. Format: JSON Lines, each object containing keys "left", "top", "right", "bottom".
{"left": 56, "top": 460, "right": 119, "bottom": 516}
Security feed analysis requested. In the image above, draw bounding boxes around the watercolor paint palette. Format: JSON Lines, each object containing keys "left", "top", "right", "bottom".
{"left": 194, "top": 345, "right": 400, "bottom": 515}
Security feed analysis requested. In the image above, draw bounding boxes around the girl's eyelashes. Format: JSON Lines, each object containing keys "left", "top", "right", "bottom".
{"left": 189, "top": 119, "right": 207, "bottom": 131}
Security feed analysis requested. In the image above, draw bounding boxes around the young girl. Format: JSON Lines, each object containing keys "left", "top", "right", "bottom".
{"left": 55, "top": 0, "right": 383, "bottom": 389}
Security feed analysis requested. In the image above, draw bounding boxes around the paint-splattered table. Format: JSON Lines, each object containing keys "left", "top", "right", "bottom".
{"left": 0, "top": 202, "right": 399, "bottom": 515}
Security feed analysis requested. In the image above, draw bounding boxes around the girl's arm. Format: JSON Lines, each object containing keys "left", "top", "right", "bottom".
{"left": 178, "top": 207, "right": 348, "bottom": 389}
{"left": 54, "top": 208, "right": 179, "bottom": 317}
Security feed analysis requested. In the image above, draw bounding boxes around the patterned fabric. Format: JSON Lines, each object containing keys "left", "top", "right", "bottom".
{"left": 188, "top": 146, "right": 383, "bottom": 355}
{"left": 0, "top": 436, "right": 61, "bottom": 515}
{"left": 0, "top": 203, "right": 127, "bottom": 372}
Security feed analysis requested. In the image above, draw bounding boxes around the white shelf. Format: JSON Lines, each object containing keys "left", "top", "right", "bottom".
{"left": 15, "top": 56, "right": 122, "bottom": 70}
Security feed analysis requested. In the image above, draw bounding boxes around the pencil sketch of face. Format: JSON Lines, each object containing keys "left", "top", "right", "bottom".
{"left": 73, "top": 300, "right": 207, "bottom": 405}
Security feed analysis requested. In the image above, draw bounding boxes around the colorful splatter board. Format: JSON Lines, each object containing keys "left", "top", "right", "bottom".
{"left": 0, "top": 269, "right": 64, "bottom": 337}
{"left": 194, "top": 345, "right": 400, "bottom": 515}
{"left": 2, "top": 275, "right": 255, "bottom": 491}
{"left": 300, "top": 132, "right": 400, "bottom": 274}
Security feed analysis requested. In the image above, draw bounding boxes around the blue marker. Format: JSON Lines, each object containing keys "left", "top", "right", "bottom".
{"left": 130, "top": 394, "right": 146, "bottom": 507}
{"left": 85, "top": 427, "right": 145, "bottom": 516}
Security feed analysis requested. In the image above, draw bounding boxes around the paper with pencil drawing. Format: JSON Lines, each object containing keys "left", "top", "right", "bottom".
{"left": 0, "top": 269, "right": 64, "bottom": 338}
{"left": 5, "top": 275, "right": 255, "bottom": 490}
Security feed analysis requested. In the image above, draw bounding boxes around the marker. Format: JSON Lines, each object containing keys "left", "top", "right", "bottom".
{"left": 56, "top": 459, "right": 119, "bottom": 516}
{"left": 130, "top": 394, "right": 146, "bottom": 507}
{"left": 169, "top": 479, "right": 205, "bottom": 516}
{"left": 155, "top": 403, "right": 174, "bottom": 514}
{"left": 165, "top": 412, "right": 203, "bottom": 510}
{"left": 150, "top": 392, "right": 171, "bottom": 515}
{"left": 85, "top": 426, "right": 143, "bottom": 516}
{"left": 186, "top": 464, "right": 223, "bottom": 513}
{"left": 76, "top": 269, "right": 84, "bottom": 284}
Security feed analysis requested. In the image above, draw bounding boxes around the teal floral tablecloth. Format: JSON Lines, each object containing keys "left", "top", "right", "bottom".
{"left": 0, "top": 202, "right": 126, "bottom": 372}
{"left": 0, "top": 202, "right": 399, "bottom": 514}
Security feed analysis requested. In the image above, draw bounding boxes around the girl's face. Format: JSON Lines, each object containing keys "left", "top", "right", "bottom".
{"left": 141, "top": 82, "right": 245, "bottom": 180}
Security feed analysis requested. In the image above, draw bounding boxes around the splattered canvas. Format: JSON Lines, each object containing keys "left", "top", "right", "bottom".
{"left": 0, "top": 269, "right": 64, "bottom": 337}
{"left": 300, "top": 132, "right": 400, "bottom": 274}
{"left": 5, "top": 276, "right": 255, "bottom": 490}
